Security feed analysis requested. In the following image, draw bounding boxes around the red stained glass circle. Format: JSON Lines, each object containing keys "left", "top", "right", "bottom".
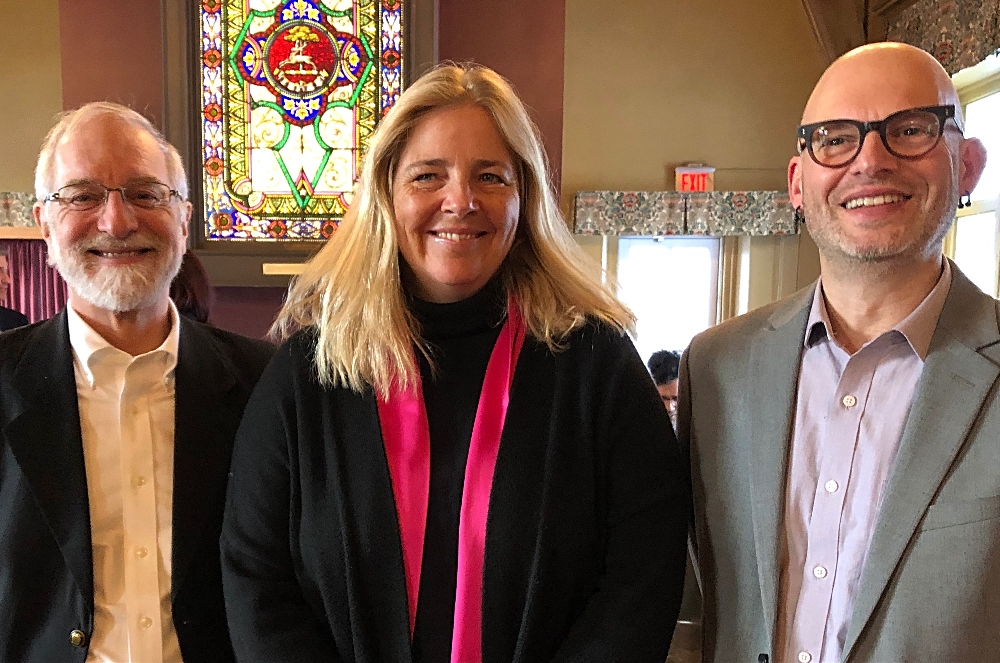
{"left": 203, "top": 48, "right": 222, "bottom": 69}
{"left": 214, "top": 212, "right": 233, "bottom": 230}
{"left": 205, "top": 157, "right": 224, "bottom": 177}
{"left": 268, "top": 220, "right": 288, "bottom": 238}
{"left": 203, "top": 103, "right": 223, "bottom": 122}
{"left": 264, "top": 22, "right": 339, "bottom": 99}
{"left": 382, "top": 48, "right": 400, "bottom": 69}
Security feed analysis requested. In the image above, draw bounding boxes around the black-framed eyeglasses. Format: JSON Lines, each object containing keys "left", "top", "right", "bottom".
{"left": 42, "top": 181, "right": 184, "bottom": 212}
{"left": 797, "top": 104, "right": 963, "bottom": 169}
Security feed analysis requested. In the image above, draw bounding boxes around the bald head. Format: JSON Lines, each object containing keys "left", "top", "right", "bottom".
{"left": 803, "top": 43, "right": 963, "bottom": 129}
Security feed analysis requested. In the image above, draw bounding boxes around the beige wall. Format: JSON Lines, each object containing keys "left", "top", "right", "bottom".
{"left": 0, "top": 0, "right": 62, "bottom": 192}
{"left": 564, "top": 0, "right": 828, "bottom": 306}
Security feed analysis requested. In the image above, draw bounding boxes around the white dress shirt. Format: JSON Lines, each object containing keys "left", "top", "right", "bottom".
{"left": 68, "top": 302, "right": 183, "bottom": 663}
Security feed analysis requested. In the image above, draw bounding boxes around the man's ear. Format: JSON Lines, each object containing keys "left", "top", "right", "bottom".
{"left": 33, "top": 202, "right": 52, "bottom": 243}
{"left": 788, "top": 155, "right": 804, "bottom": 208}
{"left": 180, "top": 201, "right": 192, "bottom": 241}
{"left": 958, "top": 137, "right": 988, "bottom": 197}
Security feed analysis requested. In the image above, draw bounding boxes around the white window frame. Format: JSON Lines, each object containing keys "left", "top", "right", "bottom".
{"left": 948, "top": 58, "right": 1000, "bottom": 296}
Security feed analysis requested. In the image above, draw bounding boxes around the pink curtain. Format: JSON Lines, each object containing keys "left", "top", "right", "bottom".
{"left": 0, "top": 239, "right": 68, "bottom": 323}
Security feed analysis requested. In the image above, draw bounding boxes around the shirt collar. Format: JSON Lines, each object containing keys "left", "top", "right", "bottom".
{"left": 67, "top": 299, "right": 181, "bottom": 389}
{"left": 804, "top": 258, "right": 952, "bottom": 360}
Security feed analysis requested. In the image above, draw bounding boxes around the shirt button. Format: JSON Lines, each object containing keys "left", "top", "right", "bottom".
{"left": 134, "top": 475, "right": 147, "bottom": 487}
{"left": 69, "top": 629, "right": 88, "bottom": 647}
{"left": 798, "top": 652, "right": 812, "bottom": 663}
{"left": 842, "top": 394, "right": 857, "bottom": 408}
{"left": 139, "top": 616, "right": 153, "bottom": 629}
{"left": 825, "top": 479, "right": 839, "bottom": 493}
{"left": 813, "top": 565, "right": 828, "bottom": 579}
{"left": 135, "top": 547, "right": 148, "bottom": 559}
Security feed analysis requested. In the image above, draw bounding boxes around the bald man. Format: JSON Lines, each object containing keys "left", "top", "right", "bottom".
{"left": 678, "top": 43, "right": 991, "bottom": 663}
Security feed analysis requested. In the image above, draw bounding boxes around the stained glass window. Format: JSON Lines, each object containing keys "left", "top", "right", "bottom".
{"left": 200, "top": 0, "right": 403, "bottom": 240}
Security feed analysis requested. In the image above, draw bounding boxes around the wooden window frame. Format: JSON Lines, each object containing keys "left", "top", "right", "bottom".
{"left": 161, "top": 0, "right": 437, "bottom": 286}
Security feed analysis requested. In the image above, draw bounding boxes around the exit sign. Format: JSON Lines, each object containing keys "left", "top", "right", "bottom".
{"left": 675, "top": 166, "right": 715, "bottom": 192}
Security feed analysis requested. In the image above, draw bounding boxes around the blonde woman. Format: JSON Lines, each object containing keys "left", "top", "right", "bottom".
{"left": 221, "top": 64, "right": 689, "bottom": 662}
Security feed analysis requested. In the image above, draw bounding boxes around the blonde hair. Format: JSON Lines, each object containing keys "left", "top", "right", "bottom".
{"left": 274, "top": 63, "right": 633, "bottom": 394}
{"left": 35, "top": 102, "right": 188, "bottom": 200}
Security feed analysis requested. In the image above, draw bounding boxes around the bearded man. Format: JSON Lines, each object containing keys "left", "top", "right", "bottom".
{"left": 679, "top": 43, "right": 994, "bottom": 662}
{"left": 0, "top": 102, "right": 274, "bottom": 663}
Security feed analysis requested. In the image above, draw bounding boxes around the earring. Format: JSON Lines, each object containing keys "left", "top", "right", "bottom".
{"left": 794, "top": 206, "right": 805, "bottom": 225}
{"left": 958, "top": 193, "right": 972, "bottom": 209}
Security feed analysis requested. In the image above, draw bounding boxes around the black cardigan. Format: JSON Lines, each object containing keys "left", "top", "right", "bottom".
{"left": 221, "top": 320, "right": 690, "bottom": 662}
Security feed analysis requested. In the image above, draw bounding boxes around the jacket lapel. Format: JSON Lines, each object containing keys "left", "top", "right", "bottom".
{"left": 747, "top": 287, "right": 813, "bottom": 646}
{"left": 2, "top": 312, "right": 94, "bottom": 603}
{"left": 344, "top": 388, "right": 415, "bottom": 661}
{"left": 481, "top": 338, "right": 553, "bottom": 662}
{"left": 170, "top": 319, "right": 239, "bottom": 595}
{"left": 842, "top": 268, "right": 1000, "bottom": 660}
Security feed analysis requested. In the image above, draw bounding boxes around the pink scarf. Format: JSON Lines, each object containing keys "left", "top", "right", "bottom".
{"left": 377, "top": 302, "right": 526, "bottom": 663}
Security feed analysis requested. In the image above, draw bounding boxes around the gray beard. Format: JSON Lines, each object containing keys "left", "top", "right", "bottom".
{"left": 49, "top": 237, "right": 183, "bottom": 314}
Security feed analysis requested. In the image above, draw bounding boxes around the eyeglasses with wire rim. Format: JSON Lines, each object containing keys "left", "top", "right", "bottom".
{"left": 42, "top": 181, "right": 184, "bottom": 212}
{"left": 796, "top": 104, "right": 964, "bottom": 169}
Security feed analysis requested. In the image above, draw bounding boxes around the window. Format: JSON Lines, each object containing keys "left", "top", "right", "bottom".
{"left": 616, "top": 236, "right": 721, "bottom": 363}
{"left": 199, "top": 0, "right": 404, "bottom": 241}
{"left": 950, "top": 55, "right": 1000, "bottom": 295}
{"left": 953, "top": 211, "right": 997, "bottom": 293}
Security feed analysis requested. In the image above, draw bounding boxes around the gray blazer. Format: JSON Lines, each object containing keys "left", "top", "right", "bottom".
{"left": 678, "top": 262, "right": 1000, "bottom": 663}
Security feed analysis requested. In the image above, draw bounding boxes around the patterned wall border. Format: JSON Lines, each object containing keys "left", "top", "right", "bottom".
{"left": 574, "top": 190, "right": 797, "bottom": 236}
{"left": 574, "top": 191, "right": 685, "bottom": 236}
{"left": 886, "top": 0, "right": 1000, "bottom": 75}
{"left": 7, "top": 186, "right": 800, "bottom": 237}
{"left": 0, "top": 193, "right": 37, "bottom": 228}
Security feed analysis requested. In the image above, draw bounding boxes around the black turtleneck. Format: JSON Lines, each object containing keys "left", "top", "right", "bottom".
{"left": 409, "top": 281, "right": 506, "bottom": 663}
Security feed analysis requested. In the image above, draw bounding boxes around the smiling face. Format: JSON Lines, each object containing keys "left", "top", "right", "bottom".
{"left": 33, "top": 113, "right": 190, "bottom": 316}
{"left": 789, "top": 44, "right": 985, "bottom": 268}
{"left": 391, "top": 103, "right": 520, "bottom": 303}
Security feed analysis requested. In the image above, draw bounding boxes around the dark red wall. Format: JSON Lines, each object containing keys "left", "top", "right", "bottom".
{"left": 58, "top": 0, "right": 165, "bottom": 127}
{"left": 211, "top": 286, "right": 286, "bottom": 340}
{"left": 438, "top": 0, "right": 566, "bottom": 189}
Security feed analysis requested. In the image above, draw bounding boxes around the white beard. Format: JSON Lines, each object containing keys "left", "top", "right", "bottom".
{"left": 49, "top": 233, "right": 183, "bottom": 314}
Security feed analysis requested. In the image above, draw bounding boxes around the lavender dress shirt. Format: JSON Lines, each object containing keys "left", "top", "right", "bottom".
{"left": 776, "top": 260, "right": 952, "bottom": 663}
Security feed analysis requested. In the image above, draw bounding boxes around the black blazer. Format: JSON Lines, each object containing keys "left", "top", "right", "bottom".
{"left": 0, "top": 305, "right": 29, "bottom": 331}
{"left": 222, "top": 322, "right": 690, "bottom": 662}
{"left": 0, "top": 311, "right": 274, "bottom": 663}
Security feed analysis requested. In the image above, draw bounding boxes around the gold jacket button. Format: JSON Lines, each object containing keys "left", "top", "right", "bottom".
{"left": 69, "top": 629, "right": 88, "bottom": 648}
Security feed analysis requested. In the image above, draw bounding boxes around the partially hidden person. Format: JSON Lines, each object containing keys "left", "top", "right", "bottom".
{"left": 0, "top": 246, "right": 30, "bottom": 331}
{"left": 648, "top": 349, "right": 681, "bottom": 429}
{"left": 170, "top": 250, "right": 215, "bottom": 324}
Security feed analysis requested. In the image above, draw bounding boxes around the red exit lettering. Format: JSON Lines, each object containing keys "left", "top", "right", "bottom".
{"left": 680, "top": 172, "right": 707, "bottom": 192}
